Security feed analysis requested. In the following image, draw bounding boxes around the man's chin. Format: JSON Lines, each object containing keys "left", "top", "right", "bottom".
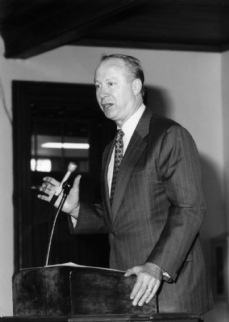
{"left": 103, "top": 109, "right": 115, "bottom": 119}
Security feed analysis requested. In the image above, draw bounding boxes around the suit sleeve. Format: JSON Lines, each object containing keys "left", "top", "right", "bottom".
{"left": 147, "top": 124, "right": 206, "bottom": 281}
{"left": 68, "top": 202, "right": 108, "bottom": 235}
{"left": 68, "top": 143, "right": 112, "bottom": 236}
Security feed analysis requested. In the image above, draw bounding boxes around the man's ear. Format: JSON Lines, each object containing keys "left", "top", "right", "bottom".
{"left": 132, "top": 78, "right": 142, "bottom": 95}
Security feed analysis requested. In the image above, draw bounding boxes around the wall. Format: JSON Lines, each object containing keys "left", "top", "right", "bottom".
{"left": 0, "top": 37, "right": 226, "bottom": 320}
{"left": 0, "top": 38, "right": 14, "bottom": 316}
{"left": 222, "top": 51, "right": 229, "bottom": 230}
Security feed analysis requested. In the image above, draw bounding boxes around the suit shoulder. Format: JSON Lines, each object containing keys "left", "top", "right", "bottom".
{"left": 151, "top": 113, "right": 179, "bottom": 128}
{"left": 149, "top": 113, "right": 195, "bottom": 145}
{"left": 149, "top": 114, "right": 182, "bottom": 136}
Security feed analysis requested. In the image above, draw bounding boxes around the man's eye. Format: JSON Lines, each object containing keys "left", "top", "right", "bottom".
{"left": 108, "top": 82, "right": 114, "bottom": 86}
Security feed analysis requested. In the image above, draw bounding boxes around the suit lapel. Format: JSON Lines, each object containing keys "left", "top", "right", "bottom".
{"left": 101, "top": 139, "right": 115, "bottom": 224}
{"left": 111, "top": 107, "right": 154, "bottom": 222}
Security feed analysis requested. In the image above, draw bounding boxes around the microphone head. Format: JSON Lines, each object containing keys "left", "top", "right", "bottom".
{"left": 68, "top": 162, "right": 77, "bottom": 173}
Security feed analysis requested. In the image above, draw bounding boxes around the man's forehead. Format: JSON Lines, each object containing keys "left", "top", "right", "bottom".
{"left": 95, "top": 58, "right": 127, "bottom": 78}
{"left": 99, "top": 57, "right": 125, "bottom": 68}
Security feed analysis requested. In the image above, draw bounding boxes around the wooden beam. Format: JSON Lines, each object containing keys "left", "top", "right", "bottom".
{"left": 0, "top": 0, "right": 142, "bottom": 58}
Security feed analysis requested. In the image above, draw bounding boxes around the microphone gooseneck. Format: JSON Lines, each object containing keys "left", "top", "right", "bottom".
{"left": 45, "top": 161, "right": 77, "bottom": 266}
{"left": 45, "top": 182, "right": 71, "bottom": 266}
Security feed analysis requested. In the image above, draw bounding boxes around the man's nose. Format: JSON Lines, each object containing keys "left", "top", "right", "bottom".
{"left": 98, "top": 87, "right": 109, "bottom": 98}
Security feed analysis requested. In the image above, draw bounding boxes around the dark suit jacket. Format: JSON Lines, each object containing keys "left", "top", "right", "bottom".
{"left": 71, "top": 107, "right": 214, "bottom": 314}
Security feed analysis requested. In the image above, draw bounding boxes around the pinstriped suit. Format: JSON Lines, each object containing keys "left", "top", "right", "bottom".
{"left": 72, "top": 107, "right": 214, "bottom": 314}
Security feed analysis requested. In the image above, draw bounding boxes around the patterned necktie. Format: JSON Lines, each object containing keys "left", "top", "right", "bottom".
{"left": 110, "top": 129, "right": 125, "bottom": 204}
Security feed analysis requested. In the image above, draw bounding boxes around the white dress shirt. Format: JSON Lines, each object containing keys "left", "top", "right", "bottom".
{"left": 107, "top": 104, "right": 146, "bottom": 195}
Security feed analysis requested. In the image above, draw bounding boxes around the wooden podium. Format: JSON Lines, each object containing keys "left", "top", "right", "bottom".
{"left": 12, "top": 265, "right": 156, "bottom": 316}
{"left": 7, "top": 264, "right": 201, "bottom": 322}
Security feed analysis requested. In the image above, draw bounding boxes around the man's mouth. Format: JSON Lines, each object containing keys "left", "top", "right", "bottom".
{"left": 101, "top": 103, "right": 113, "bottom": 109}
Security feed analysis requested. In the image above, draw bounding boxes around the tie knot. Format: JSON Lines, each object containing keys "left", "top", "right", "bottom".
{"left": 116, "top": 129, "right": 124, "bottom": 140}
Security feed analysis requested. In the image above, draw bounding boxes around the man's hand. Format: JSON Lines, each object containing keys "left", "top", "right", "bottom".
{"left": 124, "top": 262, "right": 162, "bottom": 307}
{"left": 38, "top": 175, "right": 81, "bottom": 217}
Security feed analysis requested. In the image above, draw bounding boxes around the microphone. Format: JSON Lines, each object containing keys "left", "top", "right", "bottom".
{"left": 50, "top": 162, "right": 77, "bottom": 206}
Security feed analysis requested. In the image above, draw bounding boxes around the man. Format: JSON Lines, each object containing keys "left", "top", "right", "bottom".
{"left": 39, "top": 54, "right": 213, "bottom": 314}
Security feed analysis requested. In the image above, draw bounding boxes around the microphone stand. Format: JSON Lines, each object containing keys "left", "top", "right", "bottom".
{"left": 45, "top": 181, "right": 71, "bottom": 267}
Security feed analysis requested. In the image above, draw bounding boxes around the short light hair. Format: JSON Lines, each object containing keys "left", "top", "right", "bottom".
{"left": 101, "top": 54, "right": 145, "bottom": 96}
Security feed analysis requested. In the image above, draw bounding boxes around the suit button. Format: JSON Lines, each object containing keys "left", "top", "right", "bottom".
{"left": 112, "top": 231, "right": 116, "bottom": 236}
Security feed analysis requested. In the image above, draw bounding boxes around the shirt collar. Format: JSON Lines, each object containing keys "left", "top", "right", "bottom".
{"left": 120, "top": 104, "right": 146, "bottom": 140}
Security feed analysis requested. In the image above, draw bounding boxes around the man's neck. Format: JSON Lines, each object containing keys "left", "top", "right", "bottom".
{"left": 116, "top": 96, "right": 143, "bottom": 128}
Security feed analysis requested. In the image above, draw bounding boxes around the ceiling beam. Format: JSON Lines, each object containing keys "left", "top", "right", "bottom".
{"left": 0, "top": 0, "right": 142, "bottom": 58}
{"left": 1, "top": 0, "right": 229, "bottom": 58}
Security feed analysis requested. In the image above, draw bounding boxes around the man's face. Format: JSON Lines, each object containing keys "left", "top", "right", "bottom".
{"left": 94, "top": 58, "right": 138, "bottom": 127}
